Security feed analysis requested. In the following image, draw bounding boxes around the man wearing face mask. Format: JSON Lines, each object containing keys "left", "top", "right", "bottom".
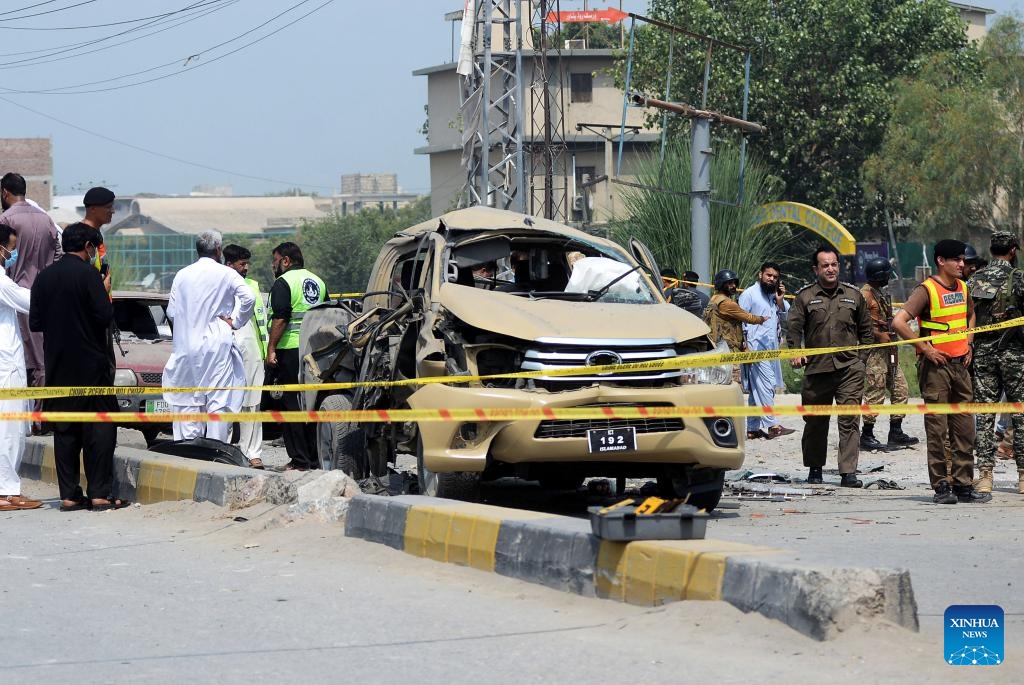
{"left": 738, "top": 262, "right": 796, "bottom": 440}
{"left": 0, "top": 172, "right": 62, "bottom": 392}
{"left": 30, "top": 223, "right": 126, "bottom": 511}
{"left": 267, "top": 242, "right": 326, "bottom": 471}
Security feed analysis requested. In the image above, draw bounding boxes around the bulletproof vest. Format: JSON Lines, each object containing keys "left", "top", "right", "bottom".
{"left": 970, "top": 264, "right": 1018, "bottom": 327}
{"left": 704, "top": 292, "right": 744, "bottom": 351}
{"left": 667, "top": 286, "right": 705, "bottom": 318}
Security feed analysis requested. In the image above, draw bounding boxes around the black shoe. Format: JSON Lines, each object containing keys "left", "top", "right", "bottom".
{"left": 887, "top": 429, "right": 920, "bottom": 447}
{"left": 954, "top": 486, "right": 992, "bottom": 504}
{"left": 806, "top": 466, "right": 823, "bottom": 484}
{"left": 860, "top": 425, "right": 895, "bottom": 452}
{"left": 933, "top": 482, "right": 958, "bottom": 504}
{"left": 840, "top": 473, "right": 863, "bottom": 488}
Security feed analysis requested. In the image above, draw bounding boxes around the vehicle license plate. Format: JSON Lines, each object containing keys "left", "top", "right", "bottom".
{"left": 587, "top": 427, "right": 637, "bottom": 454}
{"left": 144, "top": 399, "right": 171, "bottom": 414}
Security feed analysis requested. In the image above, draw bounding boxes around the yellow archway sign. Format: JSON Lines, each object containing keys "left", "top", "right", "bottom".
{"left": 751, "top": 202, "right": 856, "bottom": 256}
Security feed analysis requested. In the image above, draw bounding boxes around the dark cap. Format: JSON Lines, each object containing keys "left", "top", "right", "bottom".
{"left": 990, "top": 231, "right": 1019, "bottom": 254}
{"left": 83, "top": 186, "right": 115, "bottom": 207}
{"left": 964, "top": 244, "right": 980, "bottom": 263}
{"left": 934, "top": 239, "right": 966, "bottom": 261}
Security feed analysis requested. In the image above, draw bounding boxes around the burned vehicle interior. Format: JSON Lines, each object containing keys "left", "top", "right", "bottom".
{"left": 300, "top": 209, "right": 740, "bottom": 508}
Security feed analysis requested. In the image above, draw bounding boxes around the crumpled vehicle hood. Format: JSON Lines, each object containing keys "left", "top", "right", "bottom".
{"left": 437, "top": 283, "right": 709, "bottom": 342}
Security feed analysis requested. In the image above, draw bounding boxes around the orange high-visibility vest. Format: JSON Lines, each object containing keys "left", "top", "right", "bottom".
{"left": 918, "top": 277, "right": 969, "bottom": 357}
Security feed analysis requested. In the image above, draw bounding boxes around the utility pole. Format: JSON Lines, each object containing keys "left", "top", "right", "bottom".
{"left": 529, "top": 0, "right": 569, "bottom": 221}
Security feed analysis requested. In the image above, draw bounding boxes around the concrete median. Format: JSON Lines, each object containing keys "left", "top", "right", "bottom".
{"left": 18, "top": 436, "right": 303, "bottom": 508}
{"left": 345, "top": 493, "right": 919, "bottom": 640}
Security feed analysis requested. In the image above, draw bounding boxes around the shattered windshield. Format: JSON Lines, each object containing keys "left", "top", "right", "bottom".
{"left": 449, "top": 232, "right": 658, "bottom": 303}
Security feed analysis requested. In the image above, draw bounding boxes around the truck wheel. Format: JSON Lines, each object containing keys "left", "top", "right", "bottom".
{"left": 657, "top": 467, "right": 725, "bottom": 512}
{"left": 416, "top": 435, "right": 480, "bottom": 501}
{"left": 317, "top": 394, "right": 365, "bottom": 478}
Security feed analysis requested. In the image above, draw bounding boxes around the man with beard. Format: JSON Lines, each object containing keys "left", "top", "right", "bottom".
{"left": 704, "top": 269, "right": 766, "bottom": 384}
{"left": 965, "top": 232, "right": 1024, "bottom": 495}
{"left": 787, "top": 246, "right": 873, "bottom": 488}
{"left": 0, "top": 172, "right": 61, "bottom": 392}
{"left": 266, "top": 242, "right": 326, "bottom": 471}
{"left": 738, "top": 262, "right": 795, "bottom": 440}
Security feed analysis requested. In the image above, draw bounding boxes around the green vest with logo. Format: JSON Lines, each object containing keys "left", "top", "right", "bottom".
{"left": 271, "top": 268, "right": 326, "bottom": 350}
{"left": 244, "top": 277, "right": 270, "bottom": 359}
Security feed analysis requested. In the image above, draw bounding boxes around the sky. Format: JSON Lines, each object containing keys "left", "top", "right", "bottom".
{"left": 0, "top": 0, "right": 1018, "bottom": 199}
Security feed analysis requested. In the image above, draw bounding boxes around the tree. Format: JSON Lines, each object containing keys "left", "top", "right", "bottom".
{"left": 297, "top": 196, "right": 432, "bottom": 293}
{"left": 614, "top": 138, "right": 786, "bottom": 289}
{"left": 865, "top": 16, "right": 1024, "bottom": 240}
{"left": 624, "top": 0, "right": 970, "bottom": 235}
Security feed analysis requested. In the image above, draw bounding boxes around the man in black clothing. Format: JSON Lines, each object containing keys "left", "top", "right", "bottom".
{"left": 29, "top": 223, "right": 125, "bottom": 511}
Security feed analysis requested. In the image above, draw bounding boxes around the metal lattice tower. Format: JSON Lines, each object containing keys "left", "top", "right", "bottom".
{"left": 459, "top": 0, "right": 525, "bottom": 212}
{"left": 527, "top": 0, "right": 569, "bottom": 222}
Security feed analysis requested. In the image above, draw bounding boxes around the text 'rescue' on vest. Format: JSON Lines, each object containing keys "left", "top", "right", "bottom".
{"left": 271, "top": 268, "right": 326, "bottom": 350}
{"left": 243, "top": 277, "right": 270, "bottom": 359}
{"left": 918, "top": 277, "right": 969, "bottom": 357}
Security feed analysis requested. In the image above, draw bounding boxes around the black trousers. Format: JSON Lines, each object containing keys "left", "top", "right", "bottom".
{"left": 54, "top": 420, "right": 117, "bottom": 501}
{"left": 277, "top": 347, "right": 318, "bottom": 469}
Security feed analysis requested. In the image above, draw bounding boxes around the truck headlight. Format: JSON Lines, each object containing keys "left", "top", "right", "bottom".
{"left": 113, "top": 369, "right": 138, "bottom": 386}
{"left": 691, "top": 340, "right": 733, "bottom": 385}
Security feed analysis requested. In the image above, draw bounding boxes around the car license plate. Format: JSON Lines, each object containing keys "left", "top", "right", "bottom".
{"left": 587, "top": 427, "right": 637, "bottom": 454}
{"left": 144, "top": 399, "right": 171, "bottom": 414}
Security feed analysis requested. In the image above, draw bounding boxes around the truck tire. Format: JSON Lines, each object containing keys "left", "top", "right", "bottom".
{"left": 317, "top": 394, "right": 366, "bottom": 477}
{"left": 416, "top": 435, "right": 480, "bottom": 501}
{"left": 657, "top": 467, "right": 725, "bottom": 512}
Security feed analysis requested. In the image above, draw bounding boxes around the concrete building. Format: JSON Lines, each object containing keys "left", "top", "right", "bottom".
{"left": 952, "top": 3, "right": 995, "bottom": 42}
{"left": 106, "top": 196, "right": 326, "bottom": 237}
{"left": 0, "top": 137, "right": 53, "bottom": 210}
{"left": 415, "top": 47, "right": 656, "bottom": 225}
{"left": 334, "top": 173, "right": 419, "bottom": 215}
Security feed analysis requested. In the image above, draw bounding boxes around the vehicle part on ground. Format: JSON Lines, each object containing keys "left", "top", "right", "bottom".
{"left": 316, "top": 393, "right": 365, "bottom": 476}
{"left": 148, "top": 437, "right": 249, "bottom": 467}
{"left": 657, "top": 466, "right": 726, "bottom": 512}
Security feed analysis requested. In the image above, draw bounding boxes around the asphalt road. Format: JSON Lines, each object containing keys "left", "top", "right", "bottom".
{"left": 4, "top": 480, "right": 1022, "bottom": 683}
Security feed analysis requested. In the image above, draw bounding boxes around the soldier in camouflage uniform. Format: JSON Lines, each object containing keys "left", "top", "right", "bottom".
{"left": 860, "top": 258, "right": 918, "bottom": 450}
{"left": 968, "top": 231, "right": 1024, "bottom": 494}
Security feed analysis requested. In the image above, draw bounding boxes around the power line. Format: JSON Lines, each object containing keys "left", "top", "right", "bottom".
{"left": 0, "top": 94, "right": 338, "bottom": 192}
{"left": 0, "top": 0, "right": 238, "bottom": 68}
{"left": 0, "top": 1, "right": 59, "bottom": 18}
{"left": 0, "top": 0, "right": 99, "bottom": 23}
{"left": 0, "top": 0, "right": 331, "bottom": 94}
{"left": 0, "top": 0, "right": 227, "bottom": 30}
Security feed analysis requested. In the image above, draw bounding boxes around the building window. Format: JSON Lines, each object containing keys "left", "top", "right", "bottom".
{"left": 570, "top": 73, "right": 592, "bottom": 103}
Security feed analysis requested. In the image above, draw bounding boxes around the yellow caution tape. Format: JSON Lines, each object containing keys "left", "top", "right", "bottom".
{"left": 5, "top": 401, "right": 1024, "bottom": 424}
{"left": 327, "top": 293, "right": 364, "bottom": 299}
{"left": 3, "top": 316, "right": 1020, "bottom": 401}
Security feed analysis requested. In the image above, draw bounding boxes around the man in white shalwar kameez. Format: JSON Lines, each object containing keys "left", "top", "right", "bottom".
{"left": 0, "top": 224, "right": 42, "bottom": 510}
{"left": 738, "top": 262, "right": 794, "bottom": 440}
{"left": 162, "top": 231, "right": 254, "bottom": 443}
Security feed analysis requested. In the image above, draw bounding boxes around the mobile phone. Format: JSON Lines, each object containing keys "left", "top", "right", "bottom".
{"left": 100, "top": 263, "right": 109, "bottom": 277}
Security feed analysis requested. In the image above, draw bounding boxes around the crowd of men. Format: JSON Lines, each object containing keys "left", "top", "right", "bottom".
{"left": 675, "top": 232, "right": 1024, "bottom": 505}
{"left": 0, "top": 172, "right": 328, "bottom": 513}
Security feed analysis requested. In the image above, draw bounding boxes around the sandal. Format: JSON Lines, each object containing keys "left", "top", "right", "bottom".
{"left": 59, "top": 497, "right": 91, "bottom": 512}
{"left": 248, "top": 458, "right": 265, "bottom": 470}
{"left": 1, "top": 495, "right": 43, "bottom": 510}
{"left": 90, "top": 498, "right": 130, "bottom": 511}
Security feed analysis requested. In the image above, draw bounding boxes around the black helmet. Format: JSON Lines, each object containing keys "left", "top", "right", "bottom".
{"left": 713, "top": 269, "right": 739, "bottom": 290}
{"left": 864, "top": 257, "right": 893, "bottom": 282}
{"left": 964, "top": 244, "right": 981, "bottom": 263}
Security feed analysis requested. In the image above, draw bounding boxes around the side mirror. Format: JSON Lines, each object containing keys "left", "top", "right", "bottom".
{"left": 446, "top": 259, "right": 459, "bottom": 283}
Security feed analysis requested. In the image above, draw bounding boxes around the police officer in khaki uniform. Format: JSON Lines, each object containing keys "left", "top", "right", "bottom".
{"left": 787, "top": 246, "right": 874, "bottom": 487}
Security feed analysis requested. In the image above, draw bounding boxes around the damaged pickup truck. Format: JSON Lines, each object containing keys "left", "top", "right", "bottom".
{"left": 298, "top": 207, "right": 743, "bottom": 510}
